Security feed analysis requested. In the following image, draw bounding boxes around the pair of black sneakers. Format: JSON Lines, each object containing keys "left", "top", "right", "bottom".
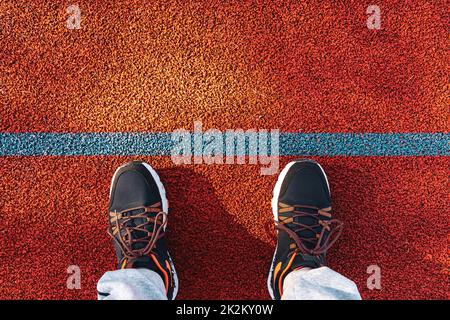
{"left": 105, "top": 160, "right": 342, "bottom": 300}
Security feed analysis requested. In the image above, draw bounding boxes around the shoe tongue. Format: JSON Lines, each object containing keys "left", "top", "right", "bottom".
{"left": 291, "top": 253, "right": 324, "bottom": 269}
{"left": 129, "top": 255, "right": 157, "bottom": 269}
{"left": 292, "top": 207, "right": 323, "bottom": 251}
{"left": 121, "top": 208, "right": 155, "bottom": 251}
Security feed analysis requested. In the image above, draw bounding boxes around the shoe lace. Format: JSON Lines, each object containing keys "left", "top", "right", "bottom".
{"left": 275, "top": 204, "right": 343, "bottom": 256}
{"left": 107, "top": 202, "right": 167, "bottom": 261}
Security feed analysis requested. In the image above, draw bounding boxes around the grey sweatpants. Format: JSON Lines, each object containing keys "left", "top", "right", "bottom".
{"left": 97, "top": 267, "right": 361, "bottom": 300}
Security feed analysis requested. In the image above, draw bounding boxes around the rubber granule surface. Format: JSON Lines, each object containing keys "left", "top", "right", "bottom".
{"left": 0, "top": 0, "right": 449, "bottom": 300}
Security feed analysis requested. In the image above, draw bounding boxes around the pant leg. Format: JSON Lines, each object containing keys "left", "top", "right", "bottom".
{"left": 97, "top": 269, "right": 167, "bottom": 300}
{"left": 281, "top": 267, "right": 361, "bottom": 300}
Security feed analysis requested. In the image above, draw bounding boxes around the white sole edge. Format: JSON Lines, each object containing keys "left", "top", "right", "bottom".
{"left": 267, "top": 159, "right": 330, "bottom": 300}
{"left": 109, "top": 161, "right": 179, "bottom": 300}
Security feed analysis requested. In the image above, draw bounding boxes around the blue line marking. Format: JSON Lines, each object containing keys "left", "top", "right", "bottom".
{"left": 0, "top": 132, "right": 448, "bottom": 156}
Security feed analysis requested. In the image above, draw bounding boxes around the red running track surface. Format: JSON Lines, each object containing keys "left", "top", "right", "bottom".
{"left": 0, "top": 0, "right": 448, "bottom": 299}
{"left": 0, "top": 157, "right": 448, "bottom": 299}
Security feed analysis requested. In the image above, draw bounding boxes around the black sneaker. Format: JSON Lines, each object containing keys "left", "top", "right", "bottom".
{"left": 107, "top": 161, "right": 178, "bottom": 300}
{"left": 267, "top": 159, "right": 343, "bottom": 300}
